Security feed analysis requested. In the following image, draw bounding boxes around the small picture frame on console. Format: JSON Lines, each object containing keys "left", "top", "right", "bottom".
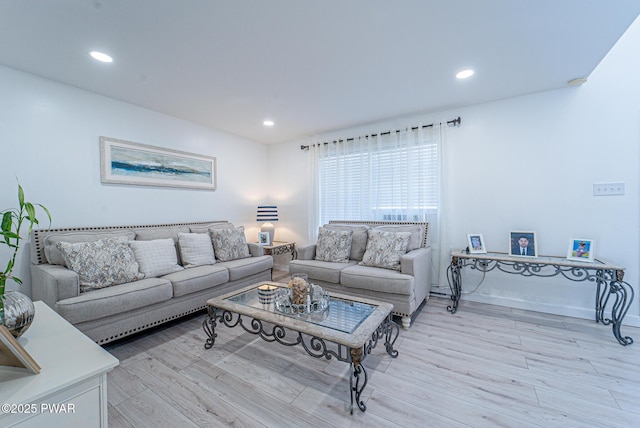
{"left": 466, "top": 233, "right": 487, "bottom": 254}
{"left": 509, "top": 231, "right": 537, "bottom": 257}
{"left": 257, "top": 231, "right": 271, "bottom": 246}
{"left": 567, "top": 238, "right": 595, "bottom": 262}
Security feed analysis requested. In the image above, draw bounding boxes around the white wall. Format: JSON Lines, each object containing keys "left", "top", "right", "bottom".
{"left": 269, "top": 18, "right": 640, "bottom": 324}
{"left": 0, "top": 66, "right": 269, "bottom": 296}
{"left": 2, "top": 18, "right": 638, "bottom": 326}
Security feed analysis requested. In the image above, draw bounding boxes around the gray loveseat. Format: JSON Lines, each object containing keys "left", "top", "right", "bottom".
{"left": 289, "top": 220, "right": 431, "bottom": 328}
{"left": 30, "top": 221, "right": 273, "bottom": 344}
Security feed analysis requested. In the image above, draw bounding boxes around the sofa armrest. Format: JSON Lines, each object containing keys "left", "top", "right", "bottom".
{"left": 296, "top": 244, "right": 317, "bottom": 260}
{"left": 31, "top": 264, "right": 80, "bottom": 308}
{"left": 247, "top": 242, "right": 265, "bottom": 257}
{"left": 400, "top": 246, "right": 432, "bottom": 304}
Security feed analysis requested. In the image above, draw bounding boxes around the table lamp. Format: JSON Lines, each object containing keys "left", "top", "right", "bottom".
{"left": 257, "top": 205, "right": 278, "bottom": 243}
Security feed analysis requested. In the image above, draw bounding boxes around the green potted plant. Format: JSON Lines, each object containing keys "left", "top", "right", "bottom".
{"left": 1, "top": 181, "right": 51, "bottom": 337}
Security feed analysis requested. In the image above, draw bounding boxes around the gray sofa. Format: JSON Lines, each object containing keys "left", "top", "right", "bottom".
{"left": 289, "top": 220, "right": 431, "bottom": 328}
{"left": 30, "top": 221, "right": 273, "bottom": 344}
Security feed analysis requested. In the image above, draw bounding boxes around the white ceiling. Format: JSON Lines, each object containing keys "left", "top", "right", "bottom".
{"left": 1, "top": 1, "right": 639, "bottom": 144}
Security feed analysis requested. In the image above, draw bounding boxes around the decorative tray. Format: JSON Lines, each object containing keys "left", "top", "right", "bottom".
{"left": 274, "top": 284, "right": 330, "bottom": 315}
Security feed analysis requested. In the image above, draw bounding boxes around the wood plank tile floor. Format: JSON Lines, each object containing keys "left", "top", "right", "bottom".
{"left": 105, "top": 286, "right": 640, "bottom": 427}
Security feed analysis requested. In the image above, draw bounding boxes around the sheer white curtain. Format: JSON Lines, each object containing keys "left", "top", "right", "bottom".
{"left": 307, "top": 123, "right": 447, "bottom": 287}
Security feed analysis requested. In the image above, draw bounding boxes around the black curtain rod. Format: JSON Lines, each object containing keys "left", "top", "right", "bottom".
{"left": 300, "top": 116, "right": 461, "bottom": 151}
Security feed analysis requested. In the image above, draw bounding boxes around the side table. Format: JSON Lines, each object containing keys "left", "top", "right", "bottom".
{"left": 446, "top": 250, "right": 635, "bottom": 346}
{"left": 260, "top": 241, "right": 296, "bottom": 280}
{"left": 261, "top": 241, "right": 296, "bottom": 260}
{"left": 1, "top": 301, "right": 119, "bottom": 427}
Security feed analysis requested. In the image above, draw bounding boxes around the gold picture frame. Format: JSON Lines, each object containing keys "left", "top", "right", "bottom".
{"left": 0, "top": 325, "right": 41, "bottom": 374}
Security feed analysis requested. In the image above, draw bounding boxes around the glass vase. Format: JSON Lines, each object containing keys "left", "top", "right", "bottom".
{"left": 0, "top": 290, "right": 36, "bottom": 338}
{"left": 290, "top": 273, "right": 309, "bottom": 305}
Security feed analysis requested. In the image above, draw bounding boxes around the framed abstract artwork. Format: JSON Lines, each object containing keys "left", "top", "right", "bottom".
{"left": 100, "top": 136, "right": 217, "bottom": 190}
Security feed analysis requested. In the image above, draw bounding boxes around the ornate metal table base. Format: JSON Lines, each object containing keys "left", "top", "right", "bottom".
{"left": 262, "top": 241, "right": 297, "bottom": 260}
{"left": 447, "top": 252, "right": 634, "bottom": 346}
{"left": 203, "top": 308, "right": 399, "bottom": 413}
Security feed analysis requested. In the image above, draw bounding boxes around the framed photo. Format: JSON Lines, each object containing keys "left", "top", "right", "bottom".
{"left": 466, "top": 233, "right": 487, "bottom": 254}
{"left": 567, "top": 238, "right": 595, "bottom": 262}
{"left": 258, "top": 231, "right": 271, "bottom": 246}
{"left": 100, "top": 136, "right": 217, "bottom": 190}
{"left": 509, "top": 230, "right": 537, "bottom": 257}
{"left": 0, "top": 325, "right": 41, "bottom": 374}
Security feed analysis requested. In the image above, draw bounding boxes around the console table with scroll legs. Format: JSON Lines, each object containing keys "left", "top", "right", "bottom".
{"left": 446, "top": 250, "right": 635, "bottom": 346}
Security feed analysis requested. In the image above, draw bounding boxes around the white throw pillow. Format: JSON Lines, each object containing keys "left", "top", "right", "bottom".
{"left": 210, "top": 226, "right": 251, "bottom": 262}
{"left": 57, "top": 236, "right": 144, "bottom": 293}
{"left": 178, "top": 232, "right": 216, "bottom": 267}
{"left": 315, "top": 227, "right": 353, "bottom": 263}
{"left": 359, "top": 230, "right": 412, "bottom": 271}
{"left": 129, "top": 238, "right": 184, "bottom": 277}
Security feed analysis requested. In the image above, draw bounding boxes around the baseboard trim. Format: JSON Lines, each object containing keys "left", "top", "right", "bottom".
{"left": 430, "top": 291, "right": 640, "bottom": 328}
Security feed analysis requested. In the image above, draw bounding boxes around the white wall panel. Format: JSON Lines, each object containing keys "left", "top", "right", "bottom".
{"left": 0, "top": 66, "right": 269, "bottom": 296}
{"left": 269, "top": 17, "right": 640, "bottom": 323}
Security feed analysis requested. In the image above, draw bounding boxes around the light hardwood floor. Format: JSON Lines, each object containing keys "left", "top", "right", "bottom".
{"left": 105, "top": 277, "right": 640, "bottom": 427}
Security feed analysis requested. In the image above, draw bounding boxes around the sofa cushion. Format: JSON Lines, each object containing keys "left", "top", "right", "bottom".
{"left": 374, "top": 224, "right": 424, "bottom": 251}
{"left": 178, "top": 232, "right": 216, "bottom": 267}
{"left": 163, "top": 264, "right": 229, "bottom": 297}
{"left": 188, "top": 222, "right": 234, "bottom": 234}
{"left": 56, "top": 277, "right": 173, "bottom": 324}
{"left": 134, "top": 226, "right": 190, "bottom": 242}
{"left": 289, "top": 259, "right": 357, "bottom": 284}
{"left": 210, "top": 226, "right": 251, "bottom": 262}
{"left": 44, "top": 230, "right": 135, "bottom": 266}
{"left": 129, "top": 238, "right": 184, "bottom": 277}
{"left": 315, "top": 227, "right": 353, "bottom": 263}
{"left": 56, "top": 236, "right": 144, "bottom": 293}
{"left": 217, "top": 255, "right": 274, "bottom": 281}
{"left": 324, "top": 224, "right": 370, "bottom": 261}
{"left": 208, "top": 222, "right": 234, "bottom": 228}
{"left": 359, "top": 230, "right": 411, "bottom": 271}
{"left": 341, "top": 264, "right": 415, "bottom": 296}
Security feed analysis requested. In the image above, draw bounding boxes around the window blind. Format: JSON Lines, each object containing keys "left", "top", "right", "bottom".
{"left": 317, "top": 131, "right": 439, "bottom": 226}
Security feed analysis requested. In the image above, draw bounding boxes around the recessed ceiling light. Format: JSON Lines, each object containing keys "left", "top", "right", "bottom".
{"left": 567, "top": 77, "right": 587, "bottom": 86}
{"left": 456, "top": 69, "right": 474, "bottom": 79}
{"left": 263, "top": 120, "right": 274, "bottom": 127}
{"left": 89, "top": 51, "right": 113, "bottom": 63}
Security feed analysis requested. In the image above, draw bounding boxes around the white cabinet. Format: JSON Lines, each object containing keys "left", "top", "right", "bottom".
{"left": 1, "top": 301, "right": 119, "bottom": 427}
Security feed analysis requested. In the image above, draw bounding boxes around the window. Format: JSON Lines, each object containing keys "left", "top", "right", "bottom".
{"left": 315, "top": 128, "right": 440, "bottom": 227}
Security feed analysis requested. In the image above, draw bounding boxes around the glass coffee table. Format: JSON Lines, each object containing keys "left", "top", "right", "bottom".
{"left": 202, "top": 281, "right": 399, "bottom": 413}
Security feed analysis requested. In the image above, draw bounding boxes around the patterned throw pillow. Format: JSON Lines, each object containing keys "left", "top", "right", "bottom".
{"left": 178, "top": 232, "right": 216, "bottom": 267}
{"left": 315, "top": 227, "right": 353, "bottom": 263}
{"left": 322, "top": 224, "right": 370, "bottom": 261}
{"left": 210, "top": 226, "right": 251, "bottom": 262}
{"left": 373, "top": 224, "right": 424, "bottom": 251}
{"left": 57, "top": 237, "right": 144, "bottom": 293}
{"left": 359, "top": 230, "right": 412, "bottom": 271}
{"left": 129, "top": 238, "right": 185, "bottom": 277}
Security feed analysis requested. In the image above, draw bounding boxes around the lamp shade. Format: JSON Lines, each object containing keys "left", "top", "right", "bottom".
{"left": 256, "top": 205, "right": 278, "bottom": 222}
